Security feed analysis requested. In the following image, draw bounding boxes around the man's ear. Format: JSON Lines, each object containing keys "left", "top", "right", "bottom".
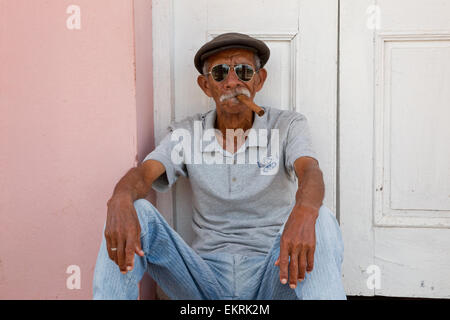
{"left": 254, "top": 68, "right": 267, "bottom": 93}
{"left": 197, "top": 75, "right": 213, "bottom": 97}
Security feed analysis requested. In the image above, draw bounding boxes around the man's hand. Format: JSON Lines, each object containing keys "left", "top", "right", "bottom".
{"left": 274, "top": 156, "right": 324, "bottom": 289}
{"left": 103, "top": 160, "right": 165, "bottom": 273}
{"left": 275, "top": 204, "right": 319, "bottom": 289}
{"left": 105, "top": 195, "right": 145, "bottom": 274}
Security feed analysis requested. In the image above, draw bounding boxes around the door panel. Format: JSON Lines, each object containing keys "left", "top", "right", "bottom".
{"left": 341, "top": 0, "right": 450, "bottom": 297}
{"left": 376, "top": 33, "right": 450, "bottom": 225}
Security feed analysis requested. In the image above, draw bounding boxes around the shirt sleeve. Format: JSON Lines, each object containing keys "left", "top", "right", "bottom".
{"left": 284, "top": 113, "right": 318, "bottom": 177}
{"left": 142, "top": 130, "right": 188, "bottom": 193}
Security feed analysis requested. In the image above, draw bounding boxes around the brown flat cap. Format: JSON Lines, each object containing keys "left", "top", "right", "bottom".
{"left": 194, "top": 32, "right": 270, "bottom": 74}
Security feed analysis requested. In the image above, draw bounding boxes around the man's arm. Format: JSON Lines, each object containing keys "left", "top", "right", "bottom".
{"left": 105, "top": 159, "right": 165, "bottom": 274}
{"left": 275, "top": 156, "right": 324, "bottom": 289}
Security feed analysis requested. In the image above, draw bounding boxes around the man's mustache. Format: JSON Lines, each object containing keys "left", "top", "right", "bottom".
{"left": 219, "top": 88, "right": 251, "bottom": 103}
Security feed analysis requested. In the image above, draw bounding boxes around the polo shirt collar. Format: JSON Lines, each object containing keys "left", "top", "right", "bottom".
{"left": 201, "top": 106, "right": 268, "bottom": 152}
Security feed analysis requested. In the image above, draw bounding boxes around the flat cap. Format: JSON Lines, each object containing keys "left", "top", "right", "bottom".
{"left": 194, "top": 32, "right": 270, "bottom": 74}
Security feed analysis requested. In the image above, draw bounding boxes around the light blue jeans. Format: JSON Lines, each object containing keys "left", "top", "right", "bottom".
{"left": 92, "top": 199, "right": 346, "bottom": 300}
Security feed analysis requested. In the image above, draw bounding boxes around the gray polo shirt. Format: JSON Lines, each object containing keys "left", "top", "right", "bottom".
{"left": 142, "top": 106, "right": 317, "bottom": 256}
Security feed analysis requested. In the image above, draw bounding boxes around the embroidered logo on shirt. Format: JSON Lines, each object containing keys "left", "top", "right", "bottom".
{"left": 257, "top": 154, "right": 279, "bottom": 175}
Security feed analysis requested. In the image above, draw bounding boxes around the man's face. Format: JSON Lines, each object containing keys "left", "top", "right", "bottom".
{"left": 197, "top": 48, "right": 267, "bottom": 114}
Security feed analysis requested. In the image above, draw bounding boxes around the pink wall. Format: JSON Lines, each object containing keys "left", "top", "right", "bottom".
{"left": 0, "top": 0, "right": 154, "bottom": 299}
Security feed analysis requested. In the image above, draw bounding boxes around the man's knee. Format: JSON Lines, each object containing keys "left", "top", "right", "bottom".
{"left": 317, "top": 206, "right": 338, "bottom": 227}
{"left": 133, "top": 198, "right": 156, "bottom": 213}
{"left": 316, "top": 206, "right": 344, "bottom": 259}
{"left": 133, "top": 199, "right": 161, "bottom": 234}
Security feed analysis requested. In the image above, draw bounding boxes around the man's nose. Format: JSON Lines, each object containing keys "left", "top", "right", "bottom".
{"left": 223, "top": 67, "right": 243, "bottom": 89}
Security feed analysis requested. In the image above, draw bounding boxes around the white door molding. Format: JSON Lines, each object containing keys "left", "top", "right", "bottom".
{"left": 152, "top": 0, "right": 175, "bottom": 226}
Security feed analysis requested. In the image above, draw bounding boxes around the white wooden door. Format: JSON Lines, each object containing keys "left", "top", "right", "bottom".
{"left": 340, "top": 0, "right": 450, "bottom": 298}
{"left": 152, "top": 0, "right": 339, "bottom": 244}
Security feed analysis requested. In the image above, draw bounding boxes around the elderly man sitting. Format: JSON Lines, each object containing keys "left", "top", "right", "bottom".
{"left": 93, "top": 33, "right": 346, "bottom": 300}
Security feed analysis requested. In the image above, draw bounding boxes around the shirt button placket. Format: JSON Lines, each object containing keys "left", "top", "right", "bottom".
{"left": 230, "top": 165, "right": 234, "bottom": 193}
{"left": 230, "top": 155, "right": 238, "bottom": 193}
{"left": 227, "top": 164, "right": 231, "bottom": 194}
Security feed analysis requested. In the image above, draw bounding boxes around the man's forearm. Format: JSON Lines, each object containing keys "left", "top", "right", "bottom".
{"left": 293, "top": 158, "right": 325, "bottom": 212}
{"left": 109, "top": 168, "right": 149, "bottom": 204}
{"left": 108, "top": 160, "right": 165, "bottom": 205}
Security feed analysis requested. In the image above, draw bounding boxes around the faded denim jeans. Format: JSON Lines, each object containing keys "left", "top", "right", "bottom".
{"left": 92, "top": 199, "right": 346, "bottom": 300}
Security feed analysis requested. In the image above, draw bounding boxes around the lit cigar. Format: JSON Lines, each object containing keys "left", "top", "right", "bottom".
{"left": 236, "top": 94, "right": 265, "bottom": 117}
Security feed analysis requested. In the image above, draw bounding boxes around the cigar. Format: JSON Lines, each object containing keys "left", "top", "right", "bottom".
{"left": 236, "top": 94, "right": 265, "bottom": 117}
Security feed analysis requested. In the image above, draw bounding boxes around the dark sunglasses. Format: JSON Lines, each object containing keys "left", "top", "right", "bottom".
{"left": 205, "top": 63, "right": 258, "bottom": 82}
